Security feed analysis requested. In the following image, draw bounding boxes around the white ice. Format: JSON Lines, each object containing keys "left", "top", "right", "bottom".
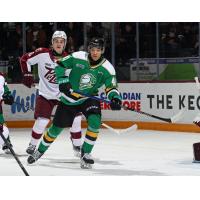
{"left": 0, "top": 127, "right": 200, "bottom": 176}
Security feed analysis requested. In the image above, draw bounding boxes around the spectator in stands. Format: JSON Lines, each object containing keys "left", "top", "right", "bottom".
{"left": 5, "top": 23, "right": 22, "bottom": 58}
{"left": 66, "top": 36, "right": 75, "bottom": 54}
{"left": 27, "top": 23, "right": 47, "bottom": 51}
{"left": 160, "top": 22, "right": 198, "bottom": 57}
{"left": 193, "top": 34, "right": 199, "bottom": 56}
{"left": 160, "top": 26, "right": 179, "bottom": 57}
{"left": 88, "top": 22, "right": 105, "bottom": 39}
{"left": 56, "top": 22, "right": 84, "bottom": 51}
{"left": 7, "top": 56, "right": 22, "bottom": 83}
{"left": 116, "top": 23, "right": 136, "bottom": 63}
{"left": 139, "top": 22, "right": 156, "bottom": 58}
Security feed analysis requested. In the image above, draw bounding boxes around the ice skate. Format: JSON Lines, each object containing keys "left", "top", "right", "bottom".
{"left": 80, "top": 150, "right": 94, "bottom": 169}
{"left": 26, "top": 143, "right": 36, "bottom": 155}
{"left": 73, "top": 145, "right": 81, "bottom": 158}
{"left": 70, "top": 137, "right": 81, "bottom": 157}
{"left": 193, "top": 159, "right": 200, "bottom": 163}
{"left": 27, "top": 150, "right": 43, "bottom": 164}
{"left": 2, "top": 137, "right": 13, "bottom": 154}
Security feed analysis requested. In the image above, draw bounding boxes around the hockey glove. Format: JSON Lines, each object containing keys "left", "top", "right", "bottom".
{"left": 59, "top": 82, "right": 72, "bottom": 96}
{"left": 22, "top": 73, "right": 34, "bottom": 88}
{"left": 3, "top": 94, "right": 14, "bottom": 105}
{"left": 110, "top": 97, "right": 122, "bottom": 110}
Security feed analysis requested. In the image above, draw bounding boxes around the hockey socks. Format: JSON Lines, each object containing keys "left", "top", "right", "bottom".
{"left": 70, "top": 114, "right": 82, "bottom": 147}
{"left": 82, "top": 114, "right": 101, "bottom": 154}
{"left": 29, "top": 118, "right": 50, "bottom": 145}
{"left": 70, "top": 131, "right": 82, "bottom": 146}
{"left": 82, "top": 129, "right": 98, "bottom": 153}
{"left": 38, "top": 125, "right": 63, "bottom": 153}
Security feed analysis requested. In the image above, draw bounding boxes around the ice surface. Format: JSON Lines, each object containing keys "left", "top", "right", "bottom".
{"left": 0, "top": 128, "right": 200, "bottom": 176}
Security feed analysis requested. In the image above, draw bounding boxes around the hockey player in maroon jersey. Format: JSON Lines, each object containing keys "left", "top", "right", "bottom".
{"left": 20, "top": 31, "right": 82, "bottom": 156}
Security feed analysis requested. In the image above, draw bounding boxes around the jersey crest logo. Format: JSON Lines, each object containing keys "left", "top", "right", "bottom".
{"left": 44, "top": 66, "right": 57, "bottom": 84}
{"left": 76, "top": 63, "right": 85, "bottom": 69}
{"left": 79, "top": 73, "right": 96, "bottom": 90}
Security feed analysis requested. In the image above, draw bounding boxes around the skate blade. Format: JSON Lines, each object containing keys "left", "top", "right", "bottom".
{"left": 80, "top": 161, "right": 92, "bottom": 169}
{"left": 27, "top": 162, "right": 38, "bottom": 166}
{"left": 74, "top": 151, "right": 81, "bottom": 158}
{"left": 3, "top": 150, "right": 11, "bottom": 154}
{"left": 26, "top": 151, "right": 35, "bottom": 155}
{"left": 193, "top": 160, "right": 200, "bottom": 163}
{"left": 27, "top": 158, "right": 38, "bottom": 166}
{"left": 27, "top": 155, "right": 38, "bottom": 165}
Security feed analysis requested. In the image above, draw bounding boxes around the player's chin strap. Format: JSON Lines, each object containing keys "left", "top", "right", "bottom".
{"left": 73, "top": 90, "right": 184, "bottom": 123}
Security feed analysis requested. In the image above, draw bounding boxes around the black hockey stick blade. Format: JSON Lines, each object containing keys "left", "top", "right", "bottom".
{"left": 124, "top": 106, "right": 172, "bottom": 123}
{"left": 124, "top": 106, "right": 185, "bottom": 123}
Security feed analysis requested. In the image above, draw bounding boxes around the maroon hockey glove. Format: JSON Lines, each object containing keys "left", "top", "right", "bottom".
{"left": 22, "top": 73, "right": 34, "bottom": 88}
{"left": 110, "top": 97, "right": 122, "bottom": 110}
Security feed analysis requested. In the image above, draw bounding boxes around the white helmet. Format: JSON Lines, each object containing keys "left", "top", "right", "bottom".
{"left": 51, "top": 31, "right": 67, "bottom": 49}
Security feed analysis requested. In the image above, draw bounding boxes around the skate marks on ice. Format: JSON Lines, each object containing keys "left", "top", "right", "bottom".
{"left": 31, "top": 156, "right": 165, "bottom": 176}
{"left": 177, "top": 158, "right": 200, "bottom": 170}
{"left": 35, "top": 157, "right": 82, "bottom": 170}
{"left": 31, "top": 156, "right": 122, "bottom": 170}
{"left": 90, "top": 168, "right": 165, "bottom": 176}
{"left": 88, "top": 158, "right": 165, "bottom": 175}
{"left": 0, "top": 152, "right": 27, "bottom": 158}
{"left": 42, "top": 157, "right": 121, "bottom": 165}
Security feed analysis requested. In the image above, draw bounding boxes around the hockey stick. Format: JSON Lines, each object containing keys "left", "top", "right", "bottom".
{"left": 101, "top": 123, "right": 137, "bottom": 134}
{"left": 20, "top": 87, "right": 183, "bottom": 123}
{"left": 0, "top": 129, "right": 29, "bottom": 176}
{"left": 72, "top": 90, "right": 183, "bottom": 123}
{"left": 51, "top": 112, "right": 131, "bottom": 135}
{"left": 193, "top": 77, "right": 200, "bottom": 126}
{"left": 194, "top": 77, "right": 200, "bottom": 90}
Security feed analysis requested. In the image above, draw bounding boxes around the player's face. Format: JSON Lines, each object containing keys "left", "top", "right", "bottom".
{"left": 52, "top": 38, "right": 65, "bottom": 54}
{"left": 89, "top": 47, "right": 102, "bottom": 61}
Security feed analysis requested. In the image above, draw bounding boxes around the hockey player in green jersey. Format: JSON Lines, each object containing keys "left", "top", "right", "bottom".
{"left": 27, "top": 37, "right": 122, "bottom": 168}
{"left": 0, "top": 73, "right": 14, "bottom": 153}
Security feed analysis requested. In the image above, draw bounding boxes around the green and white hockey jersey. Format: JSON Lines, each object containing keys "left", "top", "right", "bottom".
{"left": 55, "top": 51, "right": 121, "bottom": 105}
{"left": 0, "top": 73, "right": 12, "bottom": 123}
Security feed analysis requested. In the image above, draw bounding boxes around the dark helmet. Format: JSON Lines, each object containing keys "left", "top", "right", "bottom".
{"left": 88, "top": 37, "right": 105, "bottom": 53}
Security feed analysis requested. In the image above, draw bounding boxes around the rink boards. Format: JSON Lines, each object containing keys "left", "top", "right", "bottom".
{"left": 4, "top": 83, "right": 200, "bottom": 132}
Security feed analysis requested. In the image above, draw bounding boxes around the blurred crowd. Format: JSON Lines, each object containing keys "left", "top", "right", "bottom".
{"left": 159, "top": 22, "right": 199, "bottom": 57}
{"left": 0, "top": 22, "right": 199, "bottom": 82}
